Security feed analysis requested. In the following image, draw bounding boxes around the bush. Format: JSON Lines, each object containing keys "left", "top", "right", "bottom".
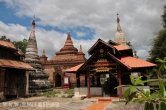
{"left": 122, "top": 57, "right": 166, "bottom": 110}
{"left": 38, "top": 91, "right": 57, "bottom": 97}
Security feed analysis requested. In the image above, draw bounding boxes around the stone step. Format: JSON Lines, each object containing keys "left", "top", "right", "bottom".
{"left": 98, "top": 98, "right": 112, "bottom": 102}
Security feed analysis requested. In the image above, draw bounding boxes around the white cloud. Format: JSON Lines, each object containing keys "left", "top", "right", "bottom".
{"left": 1, "top": 0, "right": 166, "bottom": 59}
{"left": 137, "top": 49, "right": 149, "bottom": 60}
{"left": 0, "top": 21, "right": 28, "bottom": 41}
{"left": 0, "top": 20, "right": 67, "bottom": 58}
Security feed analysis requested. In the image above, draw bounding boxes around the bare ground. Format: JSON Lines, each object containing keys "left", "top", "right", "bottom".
{"left": 0, "top": 97, "right": 94, "bottom": 110}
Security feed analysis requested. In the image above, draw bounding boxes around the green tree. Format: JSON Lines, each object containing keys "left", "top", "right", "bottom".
{"left": 122, "top": 58, "right": 166, "bottom": 110}
{"left": 149, "top": 29, "right": 166, "bottom": 63}
{"left": 0, "top": 36, "right": 10, "bottom": 41}
{"left": 13, "top": 39, "right": 28, "bottom": 54}
{"left": 0, "top": 36, "right": 27, "bottom": 54}
{"left": 162, "top": 5, "right": 166, "bottom": 28}
{"left": 149, "top": 5, "right": 166, "bottom": 63}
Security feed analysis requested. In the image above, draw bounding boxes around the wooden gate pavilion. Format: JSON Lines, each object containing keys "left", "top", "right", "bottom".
{"left": 65, "top": 39, "right": 156, "bottom": 97}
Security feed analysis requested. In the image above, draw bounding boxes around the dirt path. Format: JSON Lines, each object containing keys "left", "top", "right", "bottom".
{"left": 0, "top": 97, "right": 93, "bottom": 110}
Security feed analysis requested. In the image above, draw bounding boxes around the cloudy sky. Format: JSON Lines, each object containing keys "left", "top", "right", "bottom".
{"left": 0, "top": 0, "right": 165, "bottom": 59}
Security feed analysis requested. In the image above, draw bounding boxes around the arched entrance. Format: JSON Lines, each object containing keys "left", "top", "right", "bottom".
{"left": 55, "top": 73, "right": 62, "bottom": 87}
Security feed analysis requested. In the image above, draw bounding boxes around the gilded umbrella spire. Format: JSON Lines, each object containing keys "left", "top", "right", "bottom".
{"left": 117, "top": 13, "right": 122, "bottom": 32}
{"left": 25, "top": 18, "right": 38, "bottom": 60}
{"left": 115, "top": 13, "right": 126, "bottom": 45}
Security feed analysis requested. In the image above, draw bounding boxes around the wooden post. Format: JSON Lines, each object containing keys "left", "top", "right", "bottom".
{"left": 76, "top": 73, "right": 80, "bottom": 87}
{"left": 118, "top": 69, "right": 122, "bottom": 97}
{"left": 85, "top": 74, "right": 87, "bottom": 86}
{"left": 25, "top": 71, "right": 29, "bottom": 95}
{"left": 87, "top": 75, "right": 91, "bottom": 98}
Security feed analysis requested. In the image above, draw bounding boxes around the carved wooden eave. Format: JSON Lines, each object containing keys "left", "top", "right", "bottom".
{"left": 88, "top": 39, "right": 119, "bottom": 55}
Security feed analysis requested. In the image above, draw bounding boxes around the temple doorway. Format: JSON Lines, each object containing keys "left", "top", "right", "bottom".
{"left": 101, "top": 73, "right": 118, "bottom": 97}
{"left": 4, "top": 69, "right": 26, "bottom": 99}
{"left": 55, "top": 73, "right": 62, "bottom": 87}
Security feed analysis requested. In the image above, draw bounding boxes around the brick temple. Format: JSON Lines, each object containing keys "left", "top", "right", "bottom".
{"left": 40, "top": 32, "right": 86, "bottom": 87}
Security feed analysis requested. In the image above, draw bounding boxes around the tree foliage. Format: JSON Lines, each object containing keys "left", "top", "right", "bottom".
{"left": 0, "top": 36, "right": 11, "bottom": 42}
{"left": 13, "top": 39, "right": 28, "bottom": 54}
{"left": 0, "top": 36, "right": 27, "bottom": 54}
{"left": 162, "top": 5, "right": 166, "bottom": 28}
{"left": 122, "top": 57, "right": 166, "bottom": 110}
{"left": 149, "top": 29, "right": 166, "bottom": 63}
{"left": 149, "top": 5, "right": 166, "bottom": 63}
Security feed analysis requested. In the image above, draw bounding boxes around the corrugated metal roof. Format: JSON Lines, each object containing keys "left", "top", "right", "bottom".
{"left": 0, "top": 59, "right": 33, "bottom": 70}
{"left": 120, "top": 56, "right": 156, "bottom": 69}
{"left": 0, "top": 40, "right": 16, "bottom": 49}
{"left": 113, "top": 45, "right": 130, "bottom": 51}
{"left": 65, "top": 63, "right": 84, "bottom": 72}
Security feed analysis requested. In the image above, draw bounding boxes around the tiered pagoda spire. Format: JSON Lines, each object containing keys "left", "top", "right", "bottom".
{"left": 41, "top": 49, "right": 47, "bottom": 57}
{"left": 56, "top": 32, "right": 78, "bottom": 55}
{"left": 116, "top": 14, "right": 122, "bottom": 32}
{"left": 40, "top": 49, "right": 48, "bottom": 64}
{"left": 25, "top": 18, "right": 51, "bottom": 95}
{"left": 115, "top": 13, "right": 127, "bottom": 45}
{"left": 25, "top": 18, "right": 38, "bottom": 60}
{"left": 79, "top": 45, "right": 83, "bottom": 53}
{"left": 64, "top": 32, "right": 74, "bottom": 47}
{"left": 78, "top": 45, "right": 84, "bottom": 55}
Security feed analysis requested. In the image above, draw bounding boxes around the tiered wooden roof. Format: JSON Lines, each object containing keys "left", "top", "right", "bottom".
{"left": 65, "top": 38, "right": 156, "bottom": 73}
{"left": 0, "top": 40, "right": 16, "bottom": 50}
{"left": 0, "top": 59, "right": 33, "bottom": 70}
{"left": 0, "top": 40, "right": 32, "bottom": 70}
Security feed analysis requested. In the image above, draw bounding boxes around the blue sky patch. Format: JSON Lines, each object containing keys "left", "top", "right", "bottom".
{"left": 0, "top": 2, "right": 95, "bottom": 40}
{"left": 38, "top": 24, "right": 95, "bottom": 40}
{"left": 0, "top": 2, "right": 32, "bottom": 27}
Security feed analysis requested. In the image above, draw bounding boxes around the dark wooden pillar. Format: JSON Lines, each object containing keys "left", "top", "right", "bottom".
{"left": 85, "top": 74, "right": 87, "bottom": 86}
{"left": 142, "top": 70, "right": 148, "bottom": 86}
{"left": 118, "top": 69, "right": 122, "bottom": 97}
{"left": 76, "top": 73, "right": 80, "bottom": 87}
{"left": 96, "top": 74, "right": 101, "bottom": 87}
{"left": 91, "top": 75, "right": 95, "bottom": 86}
{"left": 0, "top": 68, "right": 5, "bottom": 92}
{"left": 87, "top": 74, "right": 91, "bottom": 98}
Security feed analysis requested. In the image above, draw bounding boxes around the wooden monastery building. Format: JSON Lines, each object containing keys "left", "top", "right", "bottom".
{"left": 0, "top": 40, "right": 32, "bottom": 100}
{"left": 0, "top": 18, "right": 52, "bottom": 100}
